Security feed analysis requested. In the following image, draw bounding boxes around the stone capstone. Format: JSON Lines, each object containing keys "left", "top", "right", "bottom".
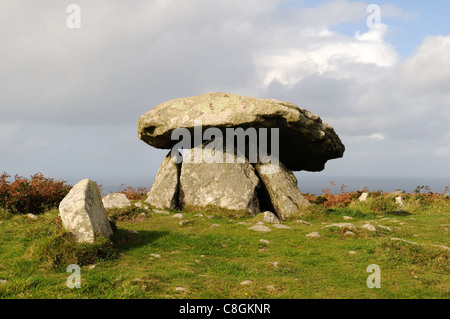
{"left": 138, "top": 92, "right": 344, "bottom": 172}
{"left": 138, "top": 92, "right": 345, "bottom": 220}
{"left": 59, "top": 179, "right": 113, "bottom": 243}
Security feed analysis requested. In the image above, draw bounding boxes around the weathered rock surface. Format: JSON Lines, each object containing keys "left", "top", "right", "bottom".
{"left": 395, "top": 196, "right": 404, "bottom": 207}
{"left": 138, "top": 92, "right": 344, "bottom": 172}
{"left": 179, "top": 141, "right": 261, "bottom": 215}
{"left": 249, "top": 225, "right": 271, "bottom": 232}
{"left": 254, "top": 161, "right": 310, "bottom": 220}
{"left": 306, "top": 232, "right": 321, "bottom": 238}
{"left": 59, "top": 179, "right": 113, "bottom": 243}
{"left": 361, "top": 223, "right": 376, "bottom": 232}
{"left": 322, "top": 223, "right": 357, "bottom": 232}
{"left": 145, "top": 151, "right": 181, "bottom": 209}
{"left": 102, "top": 193, "right": 131, "bottom": 209}
{"left": 358, "top": 192, "right": 369, "bottom": 202}
{"left": 263, "top": 211, "right": 280, "bottom": 224}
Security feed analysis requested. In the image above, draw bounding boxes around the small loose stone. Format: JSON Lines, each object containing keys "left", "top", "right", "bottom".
{"left": 306, "top": 232, "right": 321, "bottom": 238}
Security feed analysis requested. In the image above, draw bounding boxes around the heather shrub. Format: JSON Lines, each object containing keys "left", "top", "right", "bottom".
{"left": 117, "top": 184, "right": 149, "bottom": 200}
{"left": 0, "top": 172, "right": 72, "bottom": 215}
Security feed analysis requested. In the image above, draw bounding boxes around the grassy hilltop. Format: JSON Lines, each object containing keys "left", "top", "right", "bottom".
{"left": 0, "top": 173, "right": 448, "bottom": 299}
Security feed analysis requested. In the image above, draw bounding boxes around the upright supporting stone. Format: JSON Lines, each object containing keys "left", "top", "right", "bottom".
{"left": 146, "top": 150, "right": 181, "bottom": 209}
{"left": 254, "top": 162, "right": 310, "bottom": 220}
{"left": 179, "top": 141, "right": 261, "bottom": 215}
{"left": 59, "top": 179, "right": 113, "bottom": 243}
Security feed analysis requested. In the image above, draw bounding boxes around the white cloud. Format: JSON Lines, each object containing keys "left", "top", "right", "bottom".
{"left": 256, "top": 22, "right": 398, "bottom": 88}
{"left": 369, "top": 133, "right": 386, "bottom": 141}
{"left": 0, "top": 0, "right": 448, "bottom": 180}
{"left": 399, "top": 35, "right": 450, "bottom": 94}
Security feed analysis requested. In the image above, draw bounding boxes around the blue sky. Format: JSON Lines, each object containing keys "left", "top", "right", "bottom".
{"left": 1, "top": 0, "right": 449, "bottom": 193}
{"left": 281, "top": 0, "right": 450, "bottom": 57}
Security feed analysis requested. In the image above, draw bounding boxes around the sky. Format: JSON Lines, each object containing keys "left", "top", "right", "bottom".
{"left": 1, "top": 0, "right": 449, "bottom": 193}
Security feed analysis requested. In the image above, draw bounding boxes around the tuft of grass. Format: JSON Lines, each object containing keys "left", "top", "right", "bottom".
{"left": 0, "top": 208, "right": 13, "bottom": 221}
{"left": 24, "top": 216, "right": 117, "bottom": 269}
{"left": 30, "top": 231, "right": 116, "bottom": 269}
{"left": 105, "top": 205, "right": 150, "bottom": 222}
{"left": 182, "top": 204, "right": 254, "bottom": 219}
{"left": 376, "top": 239, "right": 450, "bottom": 270}
{"left": 1, "top": 184, "right": 448, "bottom": 299}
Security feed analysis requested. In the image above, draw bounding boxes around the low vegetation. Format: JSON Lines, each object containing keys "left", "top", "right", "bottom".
{"left": 0, "top": 173, "right": 448, "bottom": 299}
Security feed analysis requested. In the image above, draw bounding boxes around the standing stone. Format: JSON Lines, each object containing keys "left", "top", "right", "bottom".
{"left": 179, "top": 141, "right": 261, "bottom": 215}
{"left": 146, "top": 150, "right": 181, "bottom": 209}
{"left": 358, "top": 192, "right": 369, "bottom": 202}
{"left": 395, "top": 196, "right": 404, "bottom": 207}
{"left": 102, "top": 193, "right": 131, "bottom": 209}
{"left": 254, "top": 162, "right": 310, "bottom": 220}
{"left": 59, "top": 179, "right": 113, "bottom": 243}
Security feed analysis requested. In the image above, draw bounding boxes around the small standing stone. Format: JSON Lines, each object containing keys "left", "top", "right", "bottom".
{"left": 358, "top": 192, "right": 369, "bottom": 202}
{"left": 240, "top": 280, "right": 253, "bottom": 285}
{"left": 395, "top": 196, "right": 404, "bottom": 207}
{"left": 59, "top": 179, "right": 113, "bottom": 243}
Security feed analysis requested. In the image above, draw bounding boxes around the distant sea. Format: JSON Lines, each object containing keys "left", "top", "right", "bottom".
{"left": 296, "top": 175, "right": 450, "bottom": 195}
{"left": 96, "top": 175, "right": 449, "bottom": 196}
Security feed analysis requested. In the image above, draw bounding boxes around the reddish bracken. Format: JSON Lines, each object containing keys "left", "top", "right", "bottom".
{"left": 0, "top": 172, "right": 71, "bottom": 215}
{"left": 117, "top": 184, "right": 149, "bottom": 201}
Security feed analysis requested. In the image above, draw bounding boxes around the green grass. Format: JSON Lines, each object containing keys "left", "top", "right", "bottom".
{"left": 0, "top": 198, "right": 448, "bottom": 299}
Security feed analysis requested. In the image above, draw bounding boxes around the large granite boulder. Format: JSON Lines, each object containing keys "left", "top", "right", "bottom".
{"left": 254, "top": 162, "right": 310, "bottom": 220}
{"left": 138, "top": 92, "right": 344, "bottom": 171}
{"left": 179, "top": 140, "right": 261, "bottom": 214}
{"left": 102, "top": 193, "right": 132, "bottom": 209}
{"left": 145, "top": 150, "right": 181, "bottom": 209}
{"left": 59, "top": 179, "right": 113, "bottom": 243}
